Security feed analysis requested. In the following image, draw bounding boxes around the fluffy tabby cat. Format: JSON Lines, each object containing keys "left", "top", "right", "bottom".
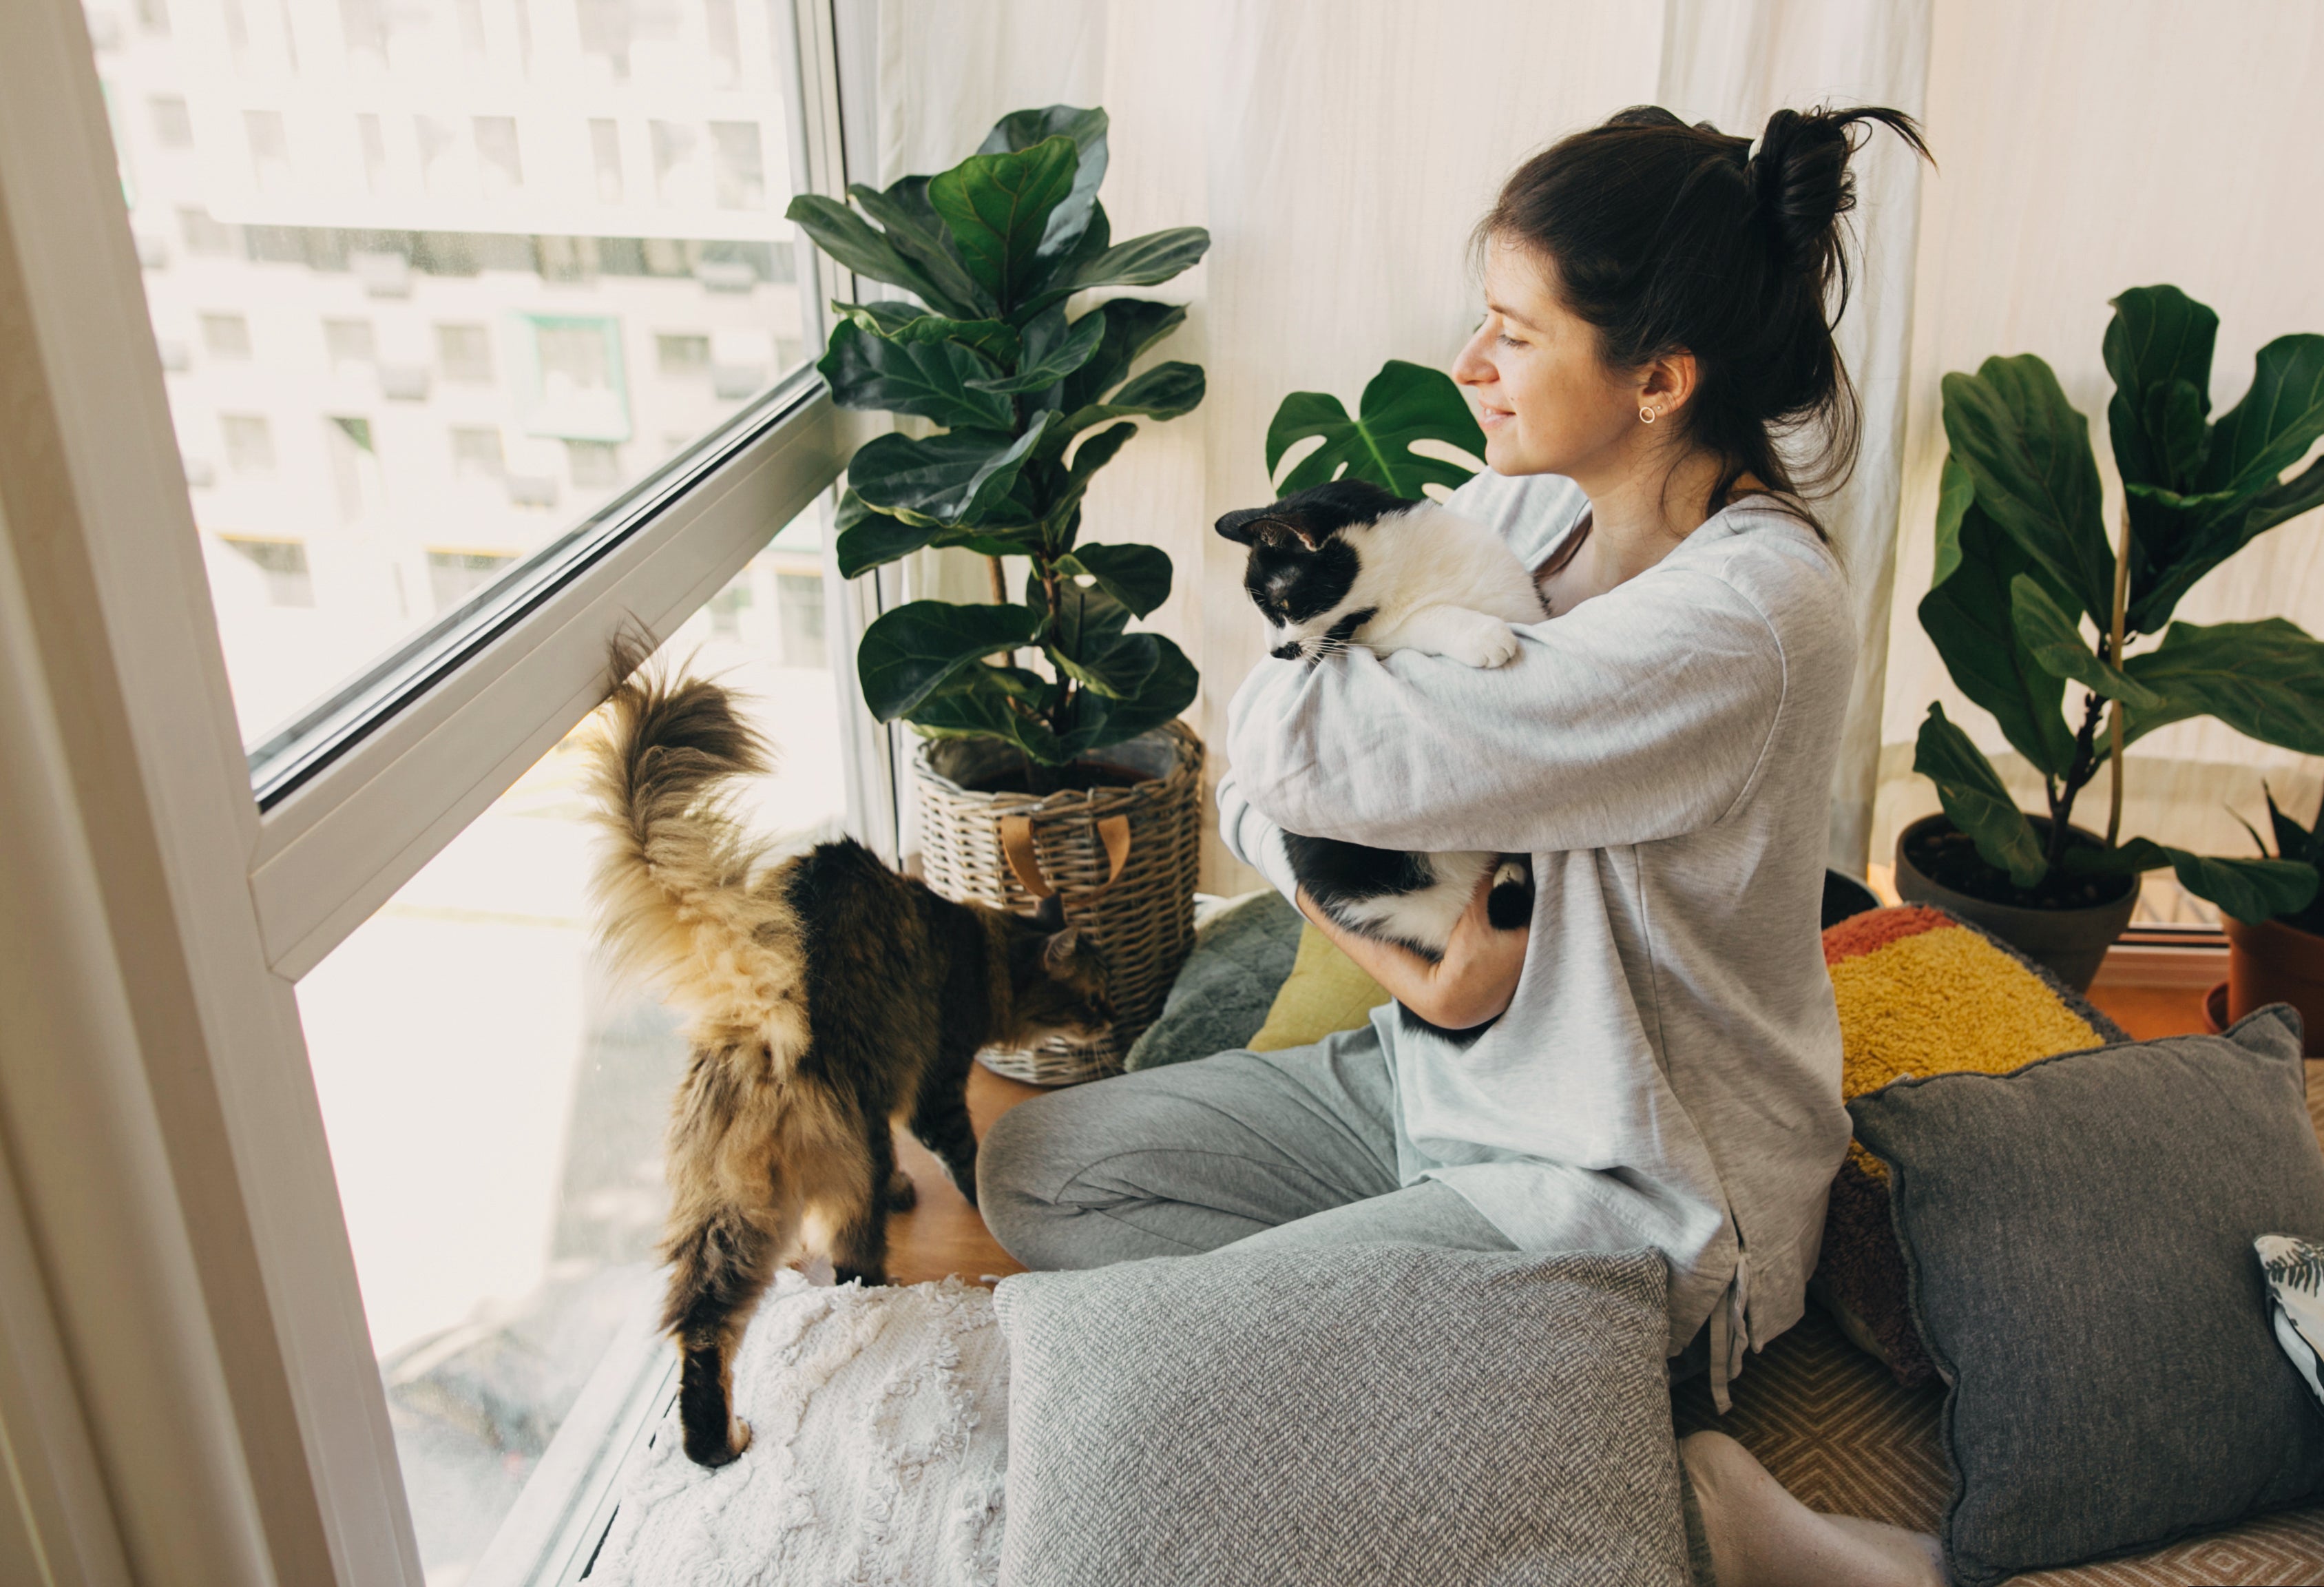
{"left": 1216, "top": 478, "right": 1542, "bottom": 962}
{"left": 584, "top": 644, "right": 1112, "bottom": 1468}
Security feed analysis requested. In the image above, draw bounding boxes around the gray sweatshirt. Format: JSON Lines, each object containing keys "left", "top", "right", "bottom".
{"left": 1216, "top": 469, "right": 1854, "bottom": 1399}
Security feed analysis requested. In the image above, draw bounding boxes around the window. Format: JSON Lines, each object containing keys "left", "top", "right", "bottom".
{"left": 201, "top": 311, "right": 252, "bottom": 359}
{"left": 436, "top": 321, "right": 494, "bottom": 384}
{"left": 20, "top": 3, "right": 865, "bottom": 1577}
{"left": 450, "top": 425, "right": 503, "bottom": 479}
{"left": 777, "top": 570, "right": 826, "bottom": 669}
{"left": 565, "top": 438, "right": 620, "bottom": 488}
{"left": 221, "top": 535, "right": 315, "bottom": 606}
{"left": 649, "top": 119, "right": 702, "bottom": 207}
{"left": 322, "top": 317, "right": 376, "bottom": 366}
{"left": 426, "top": 548, "right": 516, "bottom": 611}
{"left": 710, "top": 121, "right": 766, "bottom": 210}
{"left": 149, "top": 93, "right": 191, "bottom": 147}
{"left": 221, "top": 412, "right": 274, "bottom": 470}
{"left": 589, "top": 116, "right": 623, "bottom": 203}
{"left": 656, "top": 331, "right": 710, "bottom": 376}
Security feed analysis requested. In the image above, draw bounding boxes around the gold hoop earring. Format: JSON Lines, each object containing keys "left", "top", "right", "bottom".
{"left": 1639, "top": 406, "right": 1657, "bottom": 425}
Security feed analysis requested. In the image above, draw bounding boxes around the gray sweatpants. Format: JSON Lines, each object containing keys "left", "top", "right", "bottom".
{"left": 976, "top": 1025, "right": 1514, "bottom": 1266}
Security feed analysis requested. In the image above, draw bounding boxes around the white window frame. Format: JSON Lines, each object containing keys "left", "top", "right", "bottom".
{"left": 0, "top": 1, "right": 885, "bottom": 1581}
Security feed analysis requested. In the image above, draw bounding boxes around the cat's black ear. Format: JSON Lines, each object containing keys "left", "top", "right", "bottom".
{"left": 1215, "top": 506, "right": 1274, "bottom": 545}
{"left": 1029, "top": 893, "right": 1066, "bottom": 930}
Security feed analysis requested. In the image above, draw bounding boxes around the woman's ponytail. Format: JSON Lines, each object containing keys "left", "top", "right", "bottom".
{"left": 1480, "top": 103, "right": 1932, "bottom": 523}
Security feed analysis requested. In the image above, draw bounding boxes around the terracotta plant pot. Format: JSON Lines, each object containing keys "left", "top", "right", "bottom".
{"left": 2203, "top": 981, "right": 2230, "bottom": 1035}
{"left": 2224, "top": 915, "right": 2324, "bottom": 1057}
{"left": 1892, "top": 813, "right": 2139, "bottom": 993}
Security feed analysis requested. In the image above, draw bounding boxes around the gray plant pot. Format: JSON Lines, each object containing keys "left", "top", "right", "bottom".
{"left": 1892, "top": 813, "right": 2139, "bottom": 993}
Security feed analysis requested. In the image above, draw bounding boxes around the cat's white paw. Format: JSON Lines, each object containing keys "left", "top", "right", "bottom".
{"left": 1445, "top": 623, "right": 1521, "bottom": 669}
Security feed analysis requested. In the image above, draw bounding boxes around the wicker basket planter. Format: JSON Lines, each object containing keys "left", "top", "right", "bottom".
{"left": 917, "top": 721, "right": 1203, "bottom": 1086}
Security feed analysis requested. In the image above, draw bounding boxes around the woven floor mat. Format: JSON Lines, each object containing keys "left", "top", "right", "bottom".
{"left": 1671, "top": 1307, "right": 2324, "bottom": 1584}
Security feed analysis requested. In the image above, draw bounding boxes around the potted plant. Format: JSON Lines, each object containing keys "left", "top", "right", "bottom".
{"left": 785, "top": 105, "right": 1208, "bottom": 1082}
{"left": 2224, "top": 784, "right": 2324, "bottom": 1052}
{"left": 1905, "top": 284, "right": 2324, "bottom": 989}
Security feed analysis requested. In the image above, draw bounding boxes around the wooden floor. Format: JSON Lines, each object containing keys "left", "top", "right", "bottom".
{"left": 881, "top": 977, "right": 2219, "bottom": 1288}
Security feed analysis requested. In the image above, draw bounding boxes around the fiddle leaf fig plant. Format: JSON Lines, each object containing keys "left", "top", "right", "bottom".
{"left": 1265, "top": 360, "right": 1486, "bottom": 496}
{"left": 1914, "top": 284, "right": 2324, "bottom": 923}
{"left": 787, "top": 105, "right": 1208, "bottom": 770}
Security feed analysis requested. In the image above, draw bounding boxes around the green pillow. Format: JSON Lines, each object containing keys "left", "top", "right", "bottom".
{"left": 1122, "top": 891, "right": 1303, "bottom": 1070}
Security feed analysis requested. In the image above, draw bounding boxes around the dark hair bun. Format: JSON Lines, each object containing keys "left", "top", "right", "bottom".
{"left": 1748, "top": 106, "right": 1927, "bottom": 276}
{"left": 1478, "top": 102, "right": 1931, "bottom": 517}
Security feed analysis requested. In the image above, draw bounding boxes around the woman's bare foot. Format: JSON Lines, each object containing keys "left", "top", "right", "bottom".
{"left": 1680, "top": 1431, "right": 1945, "bottom": 1587}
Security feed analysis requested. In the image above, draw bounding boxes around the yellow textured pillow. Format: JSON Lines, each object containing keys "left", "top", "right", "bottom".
{"left": 1247, "top": 923, "right": 1391, "bottom": 1051}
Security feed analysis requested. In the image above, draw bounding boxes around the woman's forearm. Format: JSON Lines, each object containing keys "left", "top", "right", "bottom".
{"left": 1293, "top": 880, "right": 1527, "bottom": 1031}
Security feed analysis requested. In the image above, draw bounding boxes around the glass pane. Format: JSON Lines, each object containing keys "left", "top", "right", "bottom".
{"left": 295, "top": 512, "right": 841, "bottom": 1583}
{"left": 85, "top": 0, "right": 817, "bottom": 747}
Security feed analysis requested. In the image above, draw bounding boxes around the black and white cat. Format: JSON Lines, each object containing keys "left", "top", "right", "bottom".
{"left": 1217, "top": 478, "right": 1545, "bottom": 963}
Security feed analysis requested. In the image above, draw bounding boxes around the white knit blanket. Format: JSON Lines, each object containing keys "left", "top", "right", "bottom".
{"left": 592, "top": 1272, "right": 1008, "bottom": 1587}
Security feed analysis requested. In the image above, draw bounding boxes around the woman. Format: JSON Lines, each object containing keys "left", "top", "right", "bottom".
{"left": 980, "top": 105, "right": 1940, "bottom": 1587}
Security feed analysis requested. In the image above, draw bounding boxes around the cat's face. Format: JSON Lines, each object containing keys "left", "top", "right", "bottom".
{"left": 1215, "top": 479, "right": 1421, "bottom": 661}
{"left": 1004, "top": 921, "right": 1115, "bottom": 1044}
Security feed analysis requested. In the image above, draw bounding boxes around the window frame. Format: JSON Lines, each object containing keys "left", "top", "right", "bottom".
{"left": 0, "top": 0, "right": 883, "bottom": 1581}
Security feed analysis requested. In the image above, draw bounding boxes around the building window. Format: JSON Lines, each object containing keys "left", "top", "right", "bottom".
{"left": 649, "top": 121, "right": 700, "bottom": 207}
{"left": 136, "top": 0, "right": 169, "bottom": 33}
{"left": 178, "top": 206, "right": 238, "bottom": 256}
{"left": 451, "top": 426, "right": 504, "bottom": 480}
{"left": 655, "top": 332, "right": 709, "bottom": 377}
{"left": 202, "top": 312, "right": 253, "bottom": 360}
{"left": 589, "top": 118, "right": 622, "bottom": 205}
{"left": 517, "top": 314, "right": 627, "bottom": 442}
{"left": 149, "top": 94, "right": 192, "bottom": 148}
{"left": 776, "top": 572, "right": 825, "bottom": 668}
{"left": 243, "top": 108, "right": 289, "bottom": 193}
{"left": 474, "top": 116, "right": 522, "bottom": 196}
{"left": 220, "top": 413, "right": 274, "bottom": 471}
{"left": 323, "top": 318, "right": 376, "bottom": 366}
{"left": 426, "top": 549, "right": 515, "bottom": 612}
{"left": 221, "top": 536, "right": 315, "bottom": 606}
{"left": 357, "top": 113, "right": 388, "bottom": 194}
{"left": 709, "top": 121, "right": 764, "bottom": 211}
{"left": 706, "top": 581, "right": 749, "bottom": 639}
{"left": 565, "top": 439, "right": 620, "bottom": 488}
{"left": 436, "top": 322, "right": 494, "bottom": 384}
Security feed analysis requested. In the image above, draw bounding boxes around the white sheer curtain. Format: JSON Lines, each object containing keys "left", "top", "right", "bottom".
{"left": 1874, "top": 0, "right": 2324, "bottom": 913}
{"left": 869, "top": 0, "right": 1934, "bottom": 886}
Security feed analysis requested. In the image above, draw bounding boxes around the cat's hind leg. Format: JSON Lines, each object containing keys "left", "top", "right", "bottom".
{"left": 661, "top": 1201, "right": 777, "bottom": 1468}
{"left": 823, "top": 1117, "right": 894, "bottom": 1287}
{"left": 908, "top": 1059, "right": 981, "bottom": 1207}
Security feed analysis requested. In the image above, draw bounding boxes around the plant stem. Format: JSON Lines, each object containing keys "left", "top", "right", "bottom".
{"left": 987, "top": 554, "right": 1007, "bottom": 604}
{"left": 2046, "top": 689, "right": 2108, "bottom": 873}
{"left": 2104, "top": 505, "right": 2133, "bottom": 847}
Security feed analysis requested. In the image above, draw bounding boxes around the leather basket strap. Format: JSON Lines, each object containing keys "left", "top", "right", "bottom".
{"left": 997, "top": 811, "right": 1136, "bottom": 901}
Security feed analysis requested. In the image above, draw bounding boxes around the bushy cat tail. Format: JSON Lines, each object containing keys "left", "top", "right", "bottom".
{"left": 583, "top": 634, "right": 809, "bottom": 1042}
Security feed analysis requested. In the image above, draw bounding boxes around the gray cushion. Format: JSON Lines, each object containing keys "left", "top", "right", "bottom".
{"left": 992, "top": 1243, "right": 1690, "bottom": 1587}
{"left": 1847, "top": 1004, "right": 2324, "bottom": 1586}
{"left": 1124, "top": 889, "right": 1301, "bottom": 1070}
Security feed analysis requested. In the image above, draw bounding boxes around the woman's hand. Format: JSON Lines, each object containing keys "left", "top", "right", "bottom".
{"left": 1294, "top": 869, "right": 1529, "bottom": 1033}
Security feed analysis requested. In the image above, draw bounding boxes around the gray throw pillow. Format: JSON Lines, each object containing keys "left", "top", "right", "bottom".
{"left": 1123, "top": 889, "right": 1302, "bottom": 1070}
{"left": 992, "top": 1243, "right": 1689, "bottom": 1587}
{"left": 1848, "top": 1005, "right": 2324, "bottom": 1587}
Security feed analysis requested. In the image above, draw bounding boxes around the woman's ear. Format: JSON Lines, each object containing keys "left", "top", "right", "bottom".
{"left": 1637, "top": 351, "right": 1700, "bottom": 422}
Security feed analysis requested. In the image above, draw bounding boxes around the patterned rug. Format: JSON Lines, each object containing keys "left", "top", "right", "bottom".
{"left": 1664, "top": 1059, "right": 2324, "bottom": 1584}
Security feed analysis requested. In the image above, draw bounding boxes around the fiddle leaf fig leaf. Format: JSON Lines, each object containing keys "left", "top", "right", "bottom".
{"left": 967, "top": 305, "right": 1104, "bottom": 395}
{"left": 1940, "top": 355, "right": 2117, "bottom": 623}
{"left": 2009, "top": 574, "right": 2164, "bottom": 709}
{"left": 1021, "top": 225, "right": 1210, "bottom": 317}
{"left": 1057, "top": 299, "right": 1186, "bottom": 414}
{"left": 835, "top": 489, "right": 939, "bottom": 578}
{"left": 1914, "top": 703, "right": 2046, "bottom": 889}
{"left": 2065, "top": 838, "right": 2319, "bottom": 924}
{"left": 1919, "top": 481, "right": 2079, "bottom": 776}
{"left": 2199, "top": 333, "right": 2324, "bottom": 496}
{"left": 1060, "top": 635, "right": 1197, "bottom": 755}
{"left": 846, "top": 413, "right": 1055, "bottom": 528}
{"left": 858, "top": 601, "right": 1042, "bottom": 722}
{"left": 842, "top": 176, "right": 994, "bottom": 318}
{"left": 1267, "top": 360, "right": 1486, "bottom": 498}
{"left": 1056, "top": 542, "right": 1171, "bottom": 617}
{"left": 906, "top": 662, "right": 1066, "bottom": 764}
{"left": 786, "top": 194, "right": 978, "bottom": 319}
{"left": 1054, "top": 362, "right": 1205, "bottom": 446}
{"left": 927, "top": 136, "right": 1080, "bottom": 313}
{"left": 817, "top": 320, "right": 1012, "bottom": 430}
{"left": 2103, "top": 285, "right": 2217, "bottom": 492}
{"left": 2119, "top": 616, "right": 2324, "bottom": 754}
{"left": 977, "top": 105, "right": 1109, "bottom": 266}
{"left": 833, "top": 300, "right": 1019, "bottom": 367}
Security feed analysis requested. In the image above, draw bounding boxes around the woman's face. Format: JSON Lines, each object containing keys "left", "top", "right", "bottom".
{"left": 1452, "top": 238, "right": 1646, "bottom": 479}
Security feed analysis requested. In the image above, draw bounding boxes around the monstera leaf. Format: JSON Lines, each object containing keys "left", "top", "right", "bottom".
{"left": 1267, "top": 360, "right": 1487, "bottom": 499}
